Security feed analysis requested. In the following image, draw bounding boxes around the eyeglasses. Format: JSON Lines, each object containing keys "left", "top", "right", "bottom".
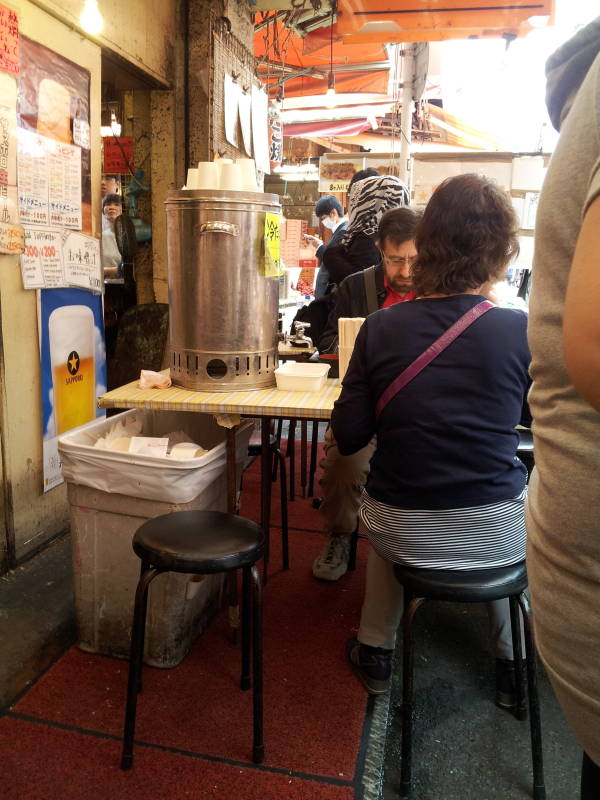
{"left": 382, "top": 254, "right": 417, "bottom": 266}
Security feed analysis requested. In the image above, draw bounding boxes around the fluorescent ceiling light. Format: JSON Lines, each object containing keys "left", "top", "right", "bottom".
{"left": 283, "top": 93, "right": 393, "bottom": 110}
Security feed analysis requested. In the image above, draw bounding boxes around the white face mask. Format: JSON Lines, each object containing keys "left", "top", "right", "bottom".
{"left": 322, "top": 216, "right": 337, "bottom": 231}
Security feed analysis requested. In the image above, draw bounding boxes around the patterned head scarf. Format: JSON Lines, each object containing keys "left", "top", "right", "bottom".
{"left": 341, "top": 175, "right": 410, "bottom": 245}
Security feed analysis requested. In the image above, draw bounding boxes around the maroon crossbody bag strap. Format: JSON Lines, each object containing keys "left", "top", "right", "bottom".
{"left": 375, "top": 300, "right": 495, "bottom": 420}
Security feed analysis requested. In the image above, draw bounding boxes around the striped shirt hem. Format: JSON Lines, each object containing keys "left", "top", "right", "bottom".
{"left": 360, "top": 488, "right": 527, "bottom": 571}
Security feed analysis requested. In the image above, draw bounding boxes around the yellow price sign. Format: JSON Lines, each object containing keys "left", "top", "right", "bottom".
{"left": 262, "top": 212, "right": 283, "bottom": 277}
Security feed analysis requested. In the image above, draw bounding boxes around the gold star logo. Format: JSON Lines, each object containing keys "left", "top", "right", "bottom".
{"left": 67, "top": 351, "right": 80, "bottom": 376}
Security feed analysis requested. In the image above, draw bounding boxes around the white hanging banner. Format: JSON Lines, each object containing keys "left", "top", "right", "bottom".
{"left": 223, "top": 73, "right": 240, "bottom": 148}
{"left": 238, "top": 89, "right": 252, "bottom": 157}
{"left": 251, "top": 85, "right": 270, "bottom": 175}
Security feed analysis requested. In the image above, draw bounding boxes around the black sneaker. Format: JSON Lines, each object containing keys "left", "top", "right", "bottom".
{"left": 346, "top": 637, "right": 393, "bottom": 695}
{"left": 495, "top": 658, "right": 526, "bottom": 710}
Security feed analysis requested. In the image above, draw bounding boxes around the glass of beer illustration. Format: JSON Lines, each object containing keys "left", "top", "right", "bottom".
{"left": 49, "top": 305, "right": 96, "bottom": 435}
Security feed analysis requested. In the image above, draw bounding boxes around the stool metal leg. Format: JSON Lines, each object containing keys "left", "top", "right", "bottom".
{"left": 347, "top": 526, "right": 359, "bottom": 572}
{"left": 240, "top": 567, "right": 251, "bottom": 690}
{"left": 400, "top": 591, "right": 425, "bottom": 798}
{"left": 251, "top": 564, "right": 264, "bottom": 764}
{"left": 308, "top": 420, "right": 319, "bottom": 497}
{"left": 518, "top": 593, "right": 546, "bottom": 800}
{"left": 274, "top": 446, "right": 289, "bottom": 570}
{"left": 509, "top": 595, "right": 527, "bottom": 721}
{"left": 287, "top": 419, "right": 296, "bottom": 501}
{"left": 121, "top": 564, "right": 160, "bottom": 770}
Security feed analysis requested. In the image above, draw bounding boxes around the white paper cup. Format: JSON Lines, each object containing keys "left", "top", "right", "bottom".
{"left": 196, "top": 161, "right": 219, "bottom": 189}
{"left": 186, "top": 168, "right": 198, "bottom": 189}
{"left": 237, "top": 158, "right": 257, "bottom": 191}
{"left": 219, "top": 162, "right": 242, "bottom": 191}
{"left": 169, "top": 442, "right": 207, "bottom": 460}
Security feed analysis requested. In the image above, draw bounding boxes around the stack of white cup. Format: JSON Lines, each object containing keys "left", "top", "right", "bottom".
{"left": 184, "top": 158, "right": 258, "bottom": 192}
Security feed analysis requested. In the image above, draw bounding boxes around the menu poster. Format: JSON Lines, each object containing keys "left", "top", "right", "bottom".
{"left": 21, "top": 226, "right": 101, "bottom": 292}
{"left": 18, "top": 36, "right": 91, "bottom": 233}
{"left": 17, "top": 129, "right": 82, "bottom": 229}
{"left": 0, "top": 3, "right": 18, "bottom": 76}
{"left": 102, "top": 136, "right": 134, "bottom": 175}
{"left": 21, "top": 227, "right": 63, "bottom": 287}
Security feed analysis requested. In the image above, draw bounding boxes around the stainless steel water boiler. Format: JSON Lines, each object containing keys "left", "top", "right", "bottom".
{"left": 165, "top": 189, "right": 281, "bottom": 391}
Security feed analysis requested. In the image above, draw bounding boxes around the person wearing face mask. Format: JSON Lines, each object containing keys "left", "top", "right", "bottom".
{"left": 312, "top": 207, "right": 421, "bottom": 582}
{"left": 304, "top": 195, "right": 349, "bottom": 299}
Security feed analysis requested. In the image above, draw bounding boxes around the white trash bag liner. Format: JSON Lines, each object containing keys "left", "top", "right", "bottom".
{"left": 59, "top": 409, "right": 253, "bottom": 504}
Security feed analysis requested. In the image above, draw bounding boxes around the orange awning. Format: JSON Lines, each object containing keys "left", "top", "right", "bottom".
{"left": 336, "top": 0, "right": 554, "bottom": 43}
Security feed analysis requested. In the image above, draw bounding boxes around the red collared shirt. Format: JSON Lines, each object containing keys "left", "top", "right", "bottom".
{"left": 382, "top": 278, "right": 416, "bottom": 308}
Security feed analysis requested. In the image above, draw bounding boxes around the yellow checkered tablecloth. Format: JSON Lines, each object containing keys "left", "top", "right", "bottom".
{"left": 98, "top": 375, "right": 341, "bottom": 420}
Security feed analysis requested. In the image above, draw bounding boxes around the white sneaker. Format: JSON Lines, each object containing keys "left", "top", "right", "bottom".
{"left": 312, "top": 534, "right": 351, "bottom": 581}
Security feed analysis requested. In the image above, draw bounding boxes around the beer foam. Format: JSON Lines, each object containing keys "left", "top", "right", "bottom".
{"left": 49, "top": 305, "right": 94, "bottom": 365}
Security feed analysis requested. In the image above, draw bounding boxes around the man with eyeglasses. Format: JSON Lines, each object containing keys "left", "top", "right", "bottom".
{"left": 313, "top": 206, "right": 422, "bottom": 581}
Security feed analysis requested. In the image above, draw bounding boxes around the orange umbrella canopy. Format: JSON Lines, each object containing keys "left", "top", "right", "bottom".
{"left": 255, "top": 15, "right": 391, "bottom": 99}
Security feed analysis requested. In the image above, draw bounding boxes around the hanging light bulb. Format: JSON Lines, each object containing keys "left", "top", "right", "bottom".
{"left": 80, "top": 0, "right": 104, "bottom": 35}
{"left": 326, "top": 71, "right": 336, "bottom": 109}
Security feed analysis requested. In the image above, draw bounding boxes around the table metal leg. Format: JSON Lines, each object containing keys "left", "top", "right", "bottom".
{"left": 287, "top": 419, "right": 296, "bottom": 501}
{"left": 308, "top": 420, "right": 319, "bottom": 497}
{"left": 226, "top": 426, "right": 240, "bottom": 643}
{"left": 300, "top": 420, "right": 308, "bottom": 499}
{"left": 261, "top": 417, "right": 272, "bottom": 584}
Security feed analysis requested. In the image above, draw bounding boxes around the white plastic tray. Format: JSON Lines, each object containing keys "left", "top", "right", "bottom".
{"left": 274, "top": 361, "right": 330, "bottom": 392}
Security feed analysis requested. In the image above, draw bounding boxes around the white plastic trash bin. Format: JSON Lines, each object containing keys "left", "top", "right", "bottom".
{"left": 58, "top": 409, "right": 253, "bottom": 668}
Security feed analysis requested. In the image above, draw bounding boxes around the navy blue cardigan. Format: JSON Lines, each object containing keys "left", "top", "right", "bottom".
{"left": 331, "top": 295, "right": 531, "bottom": 510}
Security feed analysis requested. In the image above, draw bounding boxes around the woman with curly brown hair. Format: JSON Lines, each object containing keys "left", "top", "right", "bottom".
{"left": 331, "top": 174, "right": 532, "bottom": 704}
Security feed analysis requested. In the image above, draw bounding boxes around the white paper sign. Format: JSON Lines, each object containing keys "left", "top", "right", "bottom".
{"left": 21, "top": 227, "right": 63, "bottom": 288}
{"left": 63, "top": 231, "right": 101, "bottom": 292}
{"left": 21, "top": 227, "right": 102, "bottom": 292}
{"left": 238, "top": 89, "right": 252, "bottom": 157}
{"left": 17, "top": 129, "right": 82, "bottom": 229}
{"left": 224, "top": 73, "right": 240, "bottom": 148}
{"left": 129, "top": 436, "right": 169, "bottom": 458}
{"left": 251, "top": 85, "right": 270, "bottom": 175}
{"left": 0, "top": 72, "right": 17, "bottom": 190}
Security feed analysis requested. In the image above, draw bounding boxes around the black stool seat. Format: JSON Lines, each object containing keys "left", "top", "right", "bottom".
{"left": 133, "top": 510, "right": 264, "bottom": 574}
{"left": 394, "top": 560, "right": 527, "bottom": 603}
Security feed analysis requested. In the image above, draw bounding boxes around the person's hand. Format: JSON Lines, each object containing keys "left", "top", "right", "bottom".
{"left": 304, "top": 233, "right": 322, "bottom": 249}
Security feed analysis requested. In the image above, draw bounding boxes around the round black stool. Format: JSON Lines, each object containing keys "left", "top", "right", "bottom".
{"left": 121, "top": 510, "right": 264, "bottom": 770}
{"left": 394, "top": 560, "right": 545, "bottom": 800}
